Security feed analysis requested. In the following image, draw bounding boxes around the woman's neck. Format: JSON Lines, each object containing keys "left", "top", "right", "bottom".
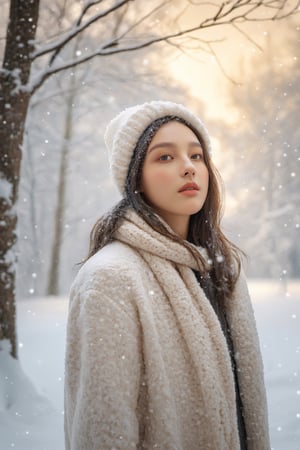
{"left": 155, "top": 211, "right": 189, "bottom": 240}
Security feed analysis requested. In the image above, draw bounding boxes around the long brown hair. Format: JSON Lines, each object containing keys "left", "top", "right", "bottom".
{"left": 87, "top": 116, "right": 242, "bottom": 303}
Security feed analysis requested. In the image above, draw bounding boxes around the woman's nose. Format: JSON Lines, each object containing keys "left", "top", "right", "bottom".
{"left": 182, "top": 158, "right": 196, "bottom": 177}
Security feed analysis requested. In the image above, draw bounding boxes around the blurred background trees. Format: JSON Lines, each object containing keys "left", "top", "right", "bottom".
{"left": 18, "top": 21, "right": 300, "bottom": 296}
{"left": 0, "top": 0, "right": 299, "bottom": 355}
{"left": 216, "top": 32, "right": 300, "bottom": 281}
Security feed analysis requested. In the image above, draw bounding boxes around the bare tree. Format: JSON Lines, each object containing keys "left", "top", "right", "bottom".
{"left": 0, "top": 0, "right": 299, "bottom": 357}
{"left": 0, "top": 0, "right": 40, "bottom": 358}
{"left": 46, "top": 59, "right": 77, "bottom": 296}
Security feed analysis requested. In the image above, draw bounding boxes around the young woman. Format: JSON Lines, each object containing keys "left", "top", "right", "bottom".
{"left": 64, "top": 101, "right": 270, "bottom": 450}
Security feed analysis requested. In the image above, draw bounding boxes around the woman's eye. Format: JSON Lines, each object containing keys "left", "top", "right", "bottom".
{"left": 159, "top": 154, "right": 172, "bottom": 161}
{"left": 191, "top": 153, "right": 203, "bottom": 160}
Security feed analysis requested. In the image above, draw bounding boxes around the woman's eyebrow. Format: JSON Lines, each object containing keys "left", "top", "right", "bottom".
{"left": 148, "top": 141, "right": 202, "bottom": 153}
{"left": 148, "top": 142, "right": 175, "bottom": 153}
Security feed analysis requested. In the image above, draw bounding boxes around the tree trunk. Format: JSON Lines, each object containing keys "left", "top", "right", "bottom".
{"left": 0, "top": 0, "right": 40, "bottom": 358}
{"left": 47, "top": 74, "right": 76, "bottom": 295}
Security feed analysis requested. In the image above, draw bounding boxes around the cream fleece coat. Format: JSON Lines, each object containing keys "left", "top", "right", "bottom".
{"left": 64, "top": 210, "right": 270, "bottom": 450}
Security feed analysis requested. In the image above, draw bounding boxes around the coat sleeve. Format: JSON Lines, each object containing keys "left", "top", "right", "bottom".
{"left": 64, "top": 268, "right": 142, "bottom": 450}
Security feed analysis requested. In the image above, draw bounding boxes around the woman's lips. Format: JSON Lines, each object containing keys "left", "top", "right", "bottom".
{"left": 179, "top": 189, "right": 199, "bottom": 196}
{"left": 178, "top": 182, "right": 199, "bottom": 193}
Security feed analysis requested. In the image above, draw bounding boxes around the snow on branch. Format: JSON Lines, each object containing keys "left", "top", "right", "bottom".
{"left": 32, "top": 0, "right": 131, "bottom": 61}
{"left": 76, "top": 0, "right": 110, "bottom": 26}
{"left": 28, "top": 0, "right": 300, "bottom": 94}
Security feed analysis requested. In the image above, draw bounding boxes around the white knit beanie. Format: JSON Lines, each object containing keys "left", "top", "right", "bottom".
{"left": 104, "top": 100, "right": 211, "bottom": 194}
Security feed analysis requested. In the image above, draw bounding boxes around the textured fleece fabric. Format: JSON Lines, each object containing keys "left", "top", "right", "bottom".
{"left": 64, "top": 210, "right": 270, "bottom": 450}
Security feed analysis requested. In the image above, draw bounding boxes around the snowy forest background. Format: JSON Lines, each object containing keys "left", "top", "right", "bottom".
{"left": 1, "top": 4, "right": 298, "bottom": 299}
{"left": 1, "top": 2, "right": 299, "bottom": 299}
{"left": 0, "top": 0, "right": 300, "bottom": 449}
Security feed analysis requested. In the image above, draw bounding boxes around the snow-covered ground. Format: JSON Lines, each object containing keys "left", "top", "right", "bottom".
{"left": 0, "top": 280, "right": 299, "bottom": 450}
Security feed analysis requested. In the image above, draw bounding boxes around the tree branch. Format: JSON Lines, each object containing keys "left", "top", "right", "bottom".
{"left": 76, "top": 0, "right": 107, "bottom": 26}
{"left": 28, "top": 0, "right": 300, "bottom": 94}
{"left": 102, "top": 0, "right": 172, "bottom": 49}
{"left": 231, "top": 22, "right": 264, "bottom": 51}
{"left": 32, "top": 0, "right": 131, "bottom": 62}
{"left": 207, "top": 42, "right": 239, "bottom": 84}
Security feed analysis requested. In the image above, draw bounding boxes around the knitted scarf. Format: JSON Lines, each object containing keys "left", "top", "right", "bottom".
{"left": 115, "top": 209, "right": 270, "bottom": 449}
{"left": 115, "top": 209, "right": 240, "bottom": 449}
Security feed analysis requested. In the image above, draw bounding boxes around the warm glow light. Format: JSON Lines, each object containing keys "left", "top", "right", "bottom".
{"left": 165, "top": 6, "right": 295, "bottom": 122}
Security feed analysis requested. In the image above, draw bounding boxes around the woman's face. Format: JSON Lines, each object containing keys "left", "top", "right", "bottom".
{"left": 140, "top": 121, "right": 209, "bottom": 238}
